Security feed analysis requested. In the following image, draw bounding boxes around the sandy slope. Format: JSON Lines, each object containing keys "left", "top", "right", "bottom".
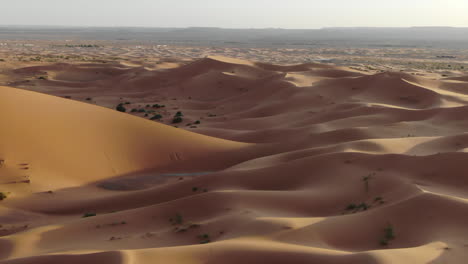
{"left": 1, "top": 56, "right": 468, "bottom": 263}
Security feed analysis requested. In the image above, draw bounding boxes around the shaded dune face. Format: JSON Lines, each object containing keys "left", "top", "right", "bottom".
{"left": 1, "top": 56, "right": 468, "bottom": 264}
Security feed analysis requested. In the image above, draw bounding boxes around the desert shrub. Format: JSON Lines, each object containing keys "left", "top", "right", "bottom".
{"left": 116, "top": 103, "right": 126, "bottom": 112}
{"left": 362, "top": 173, "right": 374, "bottom": 193}
{"left": 85, "top": 97, "right": 92, "bottom": 101}
{"left": 37, "top": 76, "right": 47, "bottom": 80}
{"left": 379, "top": 224, "right": 395, "bottom": 246}
{"left": 131, "top": 109, "right": 138, "bottom": 113}
{"left": 169, "top": 213, "right": 184, "bottom": 225}
{"left": 175, "top": 111, "right": 183, "bottom": 117}
{"left": 137, "top": 109, "right": 146, "bottom": 113}
{"left": 194, "top": 120, "right": 201, "bottom": 124}
{"left": 198, "top": 234, "right": 211, "bottom": 244}
{"left": 151, "top": 114, "right": 163, "bottom": 120}
{"left": 83, "top": 212, "right": 96, "bottom": 218}
{"left": 172, "top": 116, "right": 183, "bottom": 124}
{"left": 374, "top": 197, "right": 385, "bottom": 204}
{"left": 0, "top": 192, "right": 7, "bottom": 200}
{"left": 153, "top": 104, "right": 166, "bottom": 108}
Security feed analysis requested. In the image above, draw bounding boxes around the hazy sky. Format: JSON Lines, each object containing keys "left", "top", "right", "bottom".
{"left": 2, "top": 0, "right": 467, "bottom": 28}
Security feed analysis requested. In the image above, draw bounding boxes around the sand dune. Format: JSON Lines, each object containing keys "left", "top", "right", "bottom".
{"left": 1, "top": 56, "right": 468, "bottom": 264}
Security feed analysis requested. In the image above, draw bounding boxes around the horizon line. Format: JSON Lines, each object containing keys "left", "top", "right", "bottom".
{"left": 0, "top": 25, "right": 467, "bottom": 30}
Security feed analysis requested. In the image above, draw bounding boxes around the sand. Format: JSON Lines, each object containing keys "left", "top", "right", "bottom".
{"left": 1, "top": 55, "right": 468, "bottom": 264}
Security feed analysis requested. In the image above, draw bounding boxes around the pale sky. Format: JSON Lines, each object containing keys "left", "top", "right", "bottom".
{"left": 1, "top": 0, "right": 467, "bottom": 28}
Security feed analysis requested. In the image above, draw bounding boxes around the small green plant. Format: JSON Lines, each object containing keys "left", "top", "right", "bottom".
{"left": 357, "top": 202, "right": 369, "bottom": 210}
{"left": 172, "top": 116, "right": 183, "bottom": 124}
{"left": 198, "top": 233, "right": 211, "bottom": 244}
{"left": 194, "top": 120, "right": 201, "bottom": 125}
{"left": 362, "top": 173, "right": 375, "bottom": 193}
{"left": 37, "top": 76, "right": 47, "bottom": 80}
{"left": 379, "top": 224, "right": 395, "bottom": 246}
{"left": 344, "top": 202, "right": 370, "bottom": 213}
{"left": 83, "top": 212, "right": 96, "bottom": 218}
{"left": 169, "top": 213, "right": 184, "bottom": 225}
{"left": 192, "top": 187, "right": 199, "bottom": 192}
{"left": 131, "top": 108, "right": 138, "bottom": 112}
{"left": 175, "top": 111, "right": 183, "bottom": 117}
{"left": 0, "top": 192, "right": 7, "bottom": 200}
{"left": 146, "top": 104, "right": 150, "bottom": 107}
{"left": 137, "top": 109, "right": 146, "bottom": 113}
{"left": 116, "top": 104, "right": 126, "bottom": 113}
{"left": 85, "top": 97, "right": 92, "bottom": 101}
{"left": 374, "top": 197, "right": 385, "bottom": 204}
{"left": 151, "top": 114, "right": 163, "bottom": 120}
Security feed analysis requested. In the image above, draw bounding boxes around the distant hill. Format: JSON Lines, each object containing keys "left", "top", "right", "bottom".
{"left": 1, "top": 26, "right": 468, "bottom": 48}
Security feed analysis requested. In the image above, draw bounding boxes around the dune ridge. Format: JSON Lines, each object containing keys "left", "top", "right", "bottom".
{"left": 1, "top": 56, "right": 468, "bottom": 263}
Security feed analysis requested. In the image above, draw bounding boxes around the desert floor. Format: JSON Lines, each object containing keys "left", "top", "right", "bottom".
{"left": 1, "top": 45, "right": 468, "bottom": 263}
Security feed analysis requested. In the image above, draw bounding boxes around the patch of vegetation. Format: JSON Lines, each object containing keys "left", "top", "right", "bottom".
{"left": 131, "top": 108, "right": 138, "bottom": 113}
{"left": 65, "top": 44, "right": 100, "bottom": 48}
{"left": 379, "top": 224, "right": 396, "bottom": 246}
{"left": 137, "top": 109, "right": 146, "bottom": 113}
{"left": 85, "top": 97, "right": 92, "bottom": 101}
{"left": 83, "top": 212, "right": 97, "bottom": 218}
{"left": 194, "top": 120, "right": 201, "bottom": 125}
{"left": 172, "top": 116, "right": 183, "bottom": 124}
{"left": 116, "top": 103, "right": 126, "bottom": 113}
{"left": 0, "top": 192, "right": 7, "bottom": 200}
{"left": 198, "top": 233, "right": 211, "bottom": 244}
{"left": 169, "top": 213, "right": 184, "bottom": 225}
{"left": 192, "top": 187, "right": 199, "bottom": 192}
{"left": 152, "top": 104, "right": 166, "bottom": 109}
{"left": 345, "top": 202, "right": 370, "bottom": 212}
{"left": 362, "top": 173, "right": 375, "bottom": 193}
{"left": 169, "top": 212, "right": 202, "bottom": 233}
{"left": 37, "top": 76, "right": 47, "bottom": 80}
{"left": 374, "top": 197, "right": 385, "bottom": 204}
{"left": 151, "top": 114, "right": 163, "bottom": 120}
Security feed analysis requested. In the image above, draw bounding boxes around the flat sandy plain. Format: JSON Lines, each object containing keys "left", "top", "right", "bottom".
{"left": 1, "top": 39, "right": 468, "bottom": 264}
